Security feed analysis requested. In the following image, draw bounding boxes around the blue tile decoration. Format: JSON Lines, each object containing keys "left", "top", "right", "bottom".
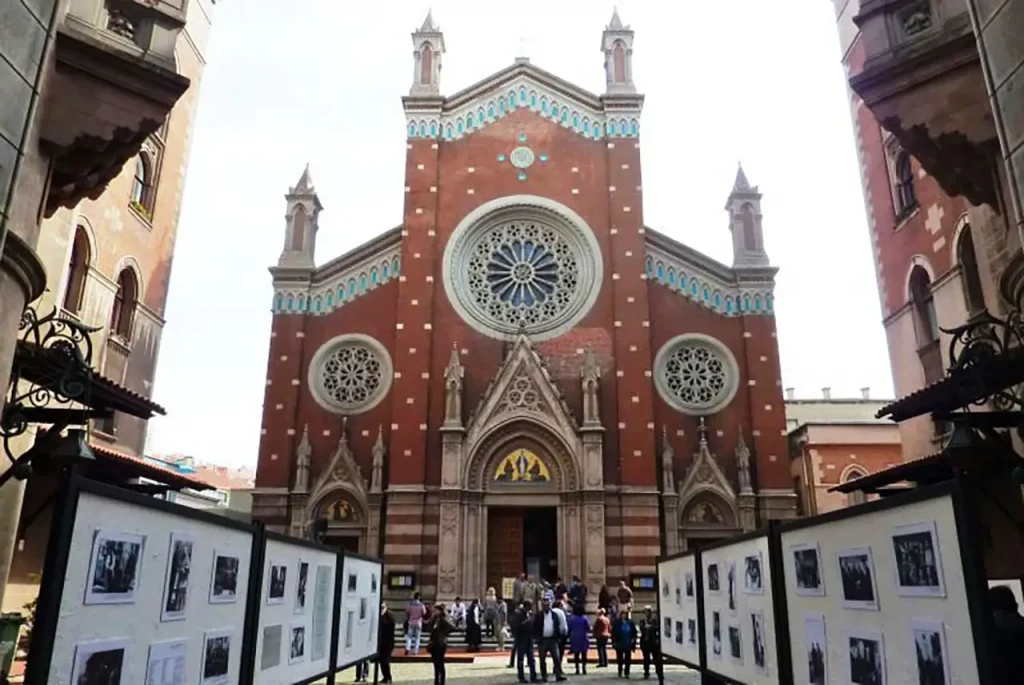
{"left": 273, "top": 252, "right": 403, "bottom": 315}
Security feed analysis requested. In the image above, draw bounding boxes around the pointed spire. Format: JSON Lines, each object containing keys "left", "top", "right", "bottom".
{"left": 445, "top": 343, "right": 463, "bottom": 381}
{"left": 735, "top": 426, "right": 753, "bottom": 493}
{"left": 294, "top": 164, "right": 314, "bottom": 193}
{"left": 608, "top": 7, "right": 625, "bottom": 30}
{"left": 338, "top": 416, "right": 349, "bottom": 448}
{"left": 419, "top": 8, "right": 438, "bottom": 32}
{"left": 733, "top": 163, "right": 750, "bottom": 192}
{"left": 373, "top": 424, "right": 385, "bottom": 457}
{"left": 697, "top": 417, "right": 709, "bottom": 449}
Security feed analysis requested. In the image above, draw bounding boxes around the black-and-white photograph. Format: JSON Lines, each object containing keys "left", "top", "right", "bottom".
{"left": 359, "top": 596, "right": 368, "bottom": 621}
{"left": 712, "top": 611, "right": 722, "bottom": 657}
{"left": 201, "top": 630, "right": 232, "bottom": 685}
{"left": 674, "top": 620, "right": 683, "bottom": 645}
{"left": 267, "top": 560, "right": 287, "bottom": 605}
{"left": 848, "top": 631, "right": 886, "bottom": 685}
{"left": 662, "top": 579, "right": 669, "bottom": 598}
{"left": 70, "top": 638, "right": 127, "bottom": 685}
{"left": 744, "top": 552, "right": 764, "bottom": 594}
{"left": 294, "top": 560, "right": 309, "bottom": 614}
{"left": 793, "top": 542, "right": 825, "bottom": 596}
{"left": 838, "top": 547, "right": 879, "bottom": 609}
{"left": 707, "top": 562, "right": 721, "bottom": 593}
{"left": 289, "top": 622, "right": 306, "bottom": 665}
{"left": 911, "top": 619, "right": 949, "bottom": 685}
{"left": 675, "top": 584, "right": 682, "bottom": 606}
{"left": 209, "top": 551, "right": 240, "bottom": 604}
{"left": 805, "top": 613, "right": 827, "bottom": 685}
{"left": 347, "top": 572, "right": 357, "bottom": 593}
{"left": 161, "top": 533, "right": 193, "bottom": 622}
{"left": 727, "top": 560, "right": 737, "bottom": 611}
{"left": 685, "top": 571, "right": 694, "bottom": 598}
{"left": 892, "top": 521, "right": 946, "bottom": 597}
{"left": 261, "top": 624, "right": 282, "bottom": 671}
{"left": 728, "top": 624, "right": 742, "bottom": 662}
{"left": 750, "top": 610, "right": 768, "bottom": 674}
{"left": 85, "top": 530, "right": 144, "bottom": 605}
{"left": 687, "top": 618, "right": 697, "bottom": 645}
{"left": 371, "top": 573, "right": 378, "bottom": 593}
{"left": 344, "top": 610, "right": 355, "bottom": 650}
{"left": 664, "top": 617, "right": 671, "bottom": 639}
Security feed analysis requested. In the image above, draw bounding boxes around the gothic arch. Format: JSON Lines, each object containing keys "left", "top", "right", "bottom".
{"left": 679, "top": 489, "right": 739, "bottom": 529}
{"left": 903, "top": 254, "right": 937, "bottom": 304}
{"left": 465, "top": 417, "right": 581, "bottom": 492}
{"left": 112, "top": 254, "right": 145, "bottom": 299}
{"left": 309, "top": 482, "right": 369, "bottom": 523}
{"left": 838, "top": 464, "right": 868, "bottom": 484}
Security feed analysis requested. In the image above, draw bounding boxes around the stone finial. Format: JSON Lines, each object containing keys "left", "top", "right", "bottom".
{"left": 601, "top": 7, "right": 636, "bottom": 95}
{"left": 443, "top": 344, "right": 464, "bottom": 429}
{"left": 419, "top": 8, "right": 438, "bottom": 32}
{"left": 293, "top": 164, "right": 314, "bottom": 193}
{"left": 608, "top": 7, "right": 625, "bottom": 30}
{"left": 697, "top": 417, "right": 709, "bottom": 449}
{"left": 580, "top": 350, "right": 602, "bottom": 428}
{"left": 371, "top": 424, "right": 385, "bottom": 493}
{"left": 411, "top": 9, "right": 445, "bottom": 96}
{"left": 725, "top": 161, "right": 768, "bottom": 268}
{"left": 294, "top": 423, "right": 311, "bottom": 493}
{"left": 735, "top": 427, "right": 753, "bottom": 494}
{"left": 661, "top": 425, "right": 675, "bottom": 493}
{"left": 733, "top": 163, "right": 750, "bottom": 192}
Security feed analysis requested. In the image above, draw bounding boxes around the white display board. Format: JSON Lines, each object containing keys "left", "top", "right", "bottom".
{"left": 253, "top": 536, "right": 337, "bottom": 684}
{"left": 780, "top": 492, "right": 981, "bottom": 685}
{"left": 45, "top": 487, "right": 253, "bottom": 685}
{"left": 334, "top": 554, "right": 383, "bottom": 669}
{"left": 657, "top": 552, "right": 700, "bottom": 667}
{"left": 701, "top": 533, "right": 779, "bottom": 685}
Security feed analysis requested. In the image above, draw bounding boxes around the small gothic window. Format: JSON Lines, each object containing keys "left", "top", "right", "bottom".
{"left": 894, "top": 151, "right": 917, "bottom": 215}
{"left": 740, "top": 203, "right": 758, "bottom": 251}
{"left": 291, "top": 206, "right": 307, "bottom": 251}
{"left": 63, "top": 226, "right": 91, "bottom": 314}
{"left": 909, "top": 266, "right": 938, "bottom": 345}
{"left": 957, "top": 225, "right": 985, "bottom": 314}
{"left": 110, "top": 269, "right": 138, "bottom": 340}
{"left": 613, "top": 41, "right": 626, "bottom": 82}
{"left": 844, "top": 468, "right": 868, "bottom": 506}
{"left": 130, "top": 153, "right": 154, "bottom": 216}
{"left": 420, "top": 45, "right": 432, "bottom": 85}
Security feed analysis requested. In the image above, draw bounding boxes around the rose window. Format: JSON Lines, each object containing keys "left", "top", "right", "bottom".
{"left": 654, "top": 335, "right": 739, "bottom": 415}
{"left": 445, "top": 199, "right": 602, "bottom": 341}
{"left": 308, "top": 335, "right": 392, "bottom": 414}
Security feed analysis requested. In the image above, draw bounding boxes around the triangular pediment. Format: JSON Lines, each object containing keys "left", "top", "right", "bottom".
{"left": 465, "top": 334, "right": 579, "bottom": 453}
{"left": 308, "top": 419, "right": 368, "bottom": 514}
{"left": 676, "top": 422, "right": 738, "bottom": 526}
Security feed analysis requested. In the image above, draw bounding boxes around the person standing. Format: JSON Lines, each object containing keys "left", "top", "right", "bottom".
{"left": 567, "top": 602, "right": 591, "bottom": 675}
{"left": 617, "top": 579, "right": 634, "bottom": 612}
{"left": 598, "top": 585, "right": 612, "bottom": 613}
{"left": 496, "top": 597, "right": 509, "bottom": 652}
{"left": 514, "top": 600, "right": 538, "bottom": 683}
{"left": 552, "top": 595, "right": 569, "bottom": 661}
{"left": 612, "top": 607, "right": 637, "bottom": 679}
{"left": 507, "top": 600, "right": 522, "bottom": 668}
{"left": 484, "top": 587, "right": 499, "bottom": 637}
{"left": 466, "top": 599, "right": 482, "bottom": 652}
{"left": 405, "top": 592, "right": 427, "bottom": 655}
{"left": 568, "top": 575, "right": 588, "bottom": 610}
{"left": 426, "top": 604, "right": 455, "bottom": 685}
{"left": 378, "top": 602, "right": 396, "bottom": 684}
{"left": 593, "top": 608, "right": 611, "bottom": 668}
{"left": 554, "top": 576, "right": 568, "bottom": 602}
{"left": 533, "top": 597, "right": 567, "bottom": 682}
{"left": 514, "top": 573, "right": 527, "bottom": 606}
{"left": 989, "top": 585, "right": 1024, "bottom": 685}
{"left": 638, "top": 606, "right": 662, "bottom": 680}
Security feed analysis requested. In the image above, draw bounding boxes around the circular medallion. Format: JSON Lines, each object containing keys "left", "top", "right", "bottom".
{"left": 654, "top": 334, "right": 739, "bottom": 415}
{"left": 307, "top": 334, "right": 393, "bottom": 414}
{"left": 510, "top": 147, "right": 535, "bottom": 169}
{"left": 443, "top": 195, "right": 603, "bottom": 341}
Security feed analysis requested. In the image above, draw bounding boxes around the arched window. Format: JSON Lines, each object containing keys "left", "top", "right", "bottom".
{"left": 63, "top": 226, "right": 91, "bottom": 314}
{"left": 894, "top": 151, "right": 917, "bottom": 215}
{"left": 110, "top": 269, "right": 138, "bottom": 340}
{"left": 130, "top": 153, "right": 154, "bottom": 216}
{"left": 844, "top": 468, "right": 868, "bottom": 506}
{"left": 957, "top": 225, "right": 985, "bottom": 315}
{"left": 420, "top": 45, "right": 432, "bottom": 85}
{"left": 291, "top": 206, "right": 306, "bottom": 251}
{"left": 612, "top": 41, "right": 626, "bottom": 82}
{"left": 740, "top": 203, "right": 758, "bottom": 251}
{"left": 909, "top": 266, "right": 938, "bottom": 346}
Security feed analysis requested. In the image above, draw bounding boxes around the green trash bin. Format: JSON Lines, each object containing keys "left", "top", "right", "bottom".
{"left": 0, "top": 613, "right": 24, "bottom": 675}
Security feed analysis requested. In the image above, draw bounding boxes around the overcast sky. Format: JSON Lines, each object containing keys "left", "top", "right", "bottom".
{"left": 145, "top": 0, "right": 894, "bottom": 467}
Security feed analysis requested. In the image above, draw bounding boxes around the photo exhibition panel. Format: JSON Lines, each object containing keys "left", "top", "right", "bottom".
{"left": 779, "top": 492, "right": 981, "bottom": 685}
{"left": 255, "top": 537, "right": 338, "bottom": 685}
{"left": 335, "top": 555, "right": 383, "bottom": 669}
{"left": 657, "top": 552, "right": 700, "bottom": 667}
{"left": 701, "top": 534, "right": 778, "bottom": 685}
{"left": 48, "top": 488, "right": 253, "bottom": 685}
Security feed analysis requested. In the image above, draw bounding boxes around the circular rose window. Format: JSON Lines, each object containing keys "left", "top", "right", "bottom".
{"left": 654, "top": 334, "right": 739, "bottom": 415}
{"left": 307, "top": 334, "right": 393, "bottom": 414}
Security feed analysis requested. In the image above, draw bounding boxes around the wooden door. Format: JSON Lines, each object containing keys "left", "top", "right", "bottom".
{"left": 487, "top": 509, "right": 523, "bottom": 597}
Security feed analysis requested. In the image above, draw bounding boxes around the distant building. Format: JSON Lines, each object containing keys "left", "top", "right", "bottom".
{"left": 785, "top": 387, "right": 901, "bottom": 515}
{"left": 154, "top": 455, "right": 255, "bottom": 517}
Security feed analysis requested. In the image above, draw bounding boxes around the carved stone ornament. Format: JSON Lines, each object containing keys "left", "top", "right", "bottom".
{"left": 370, "top": 424, "right": 385, "bottom": 494}
{"left": 660, "top": 425, "right": 675, "bottom": 494}
{"left": 293, "top": 423, "right": 312, "bottom": 493}
{"left": 580, "top": 350, "right": 602, "bottom": 427}
{"left": 307, "top": 417, "right": 368, "bottom": 518}
{"left": 443, "top": 344, "right": 465, "bottom": 428}
{"left": 735, "top": 427, "right": 753, "bottom": 494}
{"left": 676, "top": 417, "right": 739, "bottom": 528}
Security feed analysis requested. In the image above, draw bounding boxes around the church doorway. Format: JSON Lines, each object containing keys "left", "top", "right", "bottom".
{"left": 327, "top": 534, "right": 361, "bottom": 554}
{"left": 486, "top": 507, "right": 558, "bottom": 597}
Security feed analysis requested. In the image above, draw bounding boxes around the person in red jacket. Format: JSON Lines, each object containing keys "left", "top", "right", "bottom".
{"left": 593, "top": 608, "right": 612, "bottom": 668}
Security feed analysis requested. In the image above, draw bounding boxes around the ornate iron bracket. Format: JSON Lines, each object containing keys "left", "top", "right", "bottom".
{"left": 941, "top": 308, "right": 1024, "bottom": 412}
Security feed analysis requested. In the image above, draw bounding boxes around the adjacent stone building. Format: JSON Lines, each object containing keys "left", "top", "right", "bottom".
{"left": 253, "top": 11, "right": 797, "bottom": 604}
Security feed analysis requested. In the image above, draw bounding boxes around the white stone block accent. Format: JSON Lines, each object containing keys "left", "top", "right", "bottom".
{"left": 287, "top": 428, "right": 296, "bottom": 436}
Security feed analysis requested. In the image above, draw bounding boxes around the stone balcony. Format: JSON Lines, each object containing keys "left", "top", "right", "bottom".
{"left": 848, "top": 0, "right": 1000, "bottom": 209}
{"left": 39, "top": 0, "right": 192, "bottom": 216}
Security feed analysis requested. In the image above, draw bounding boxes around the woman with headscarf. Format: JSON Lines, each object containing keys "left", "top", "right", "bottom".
{"left": 466, "top": 598, "right": 482, "bottom": 652}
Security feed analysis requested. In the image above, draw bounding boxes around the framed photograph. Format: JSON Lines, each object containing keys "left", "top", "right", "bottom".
{"left": 289, "top": 622, "right": 306, "bottom": 665}
{"left": 71, "top": 637, "right": 129, "bottom": 685}
{"left": 347, "top": 572, "right": 357, "bottom": 593}
{"left": 750, "top": 610, "right": 768, "bottom": 674}
{"left": 294, "top": 560, "right": 309, "bottom": 614}
{"left": 685, "top": 571, "right": 695, "bottom": 599}
{"left": 146, "top": 638, "right": 188, "bottom": 685}
{"left": 707, "top": 562, "right": 721, "bottom": 594}
{"left": 792, "top": 542, "right": 825, "bottom": 597}
{"left": 837, "top": 546, "right": 879, "bottom": 610}
{"left": 911, "top": 619, "right": 950, "bottom": 685}
{"left": 160, "top": 533, "right": 194, "bottom": 622}
{"left": 344, "top": 610, "right": 355, "bottom": 650}
{"left": 674, "top": 583, "right": 682, "bottom": 606}
{"left": 804, "top": 613, "right": 827, "bottom": 685}
{"left": 728, "top": 623, "right": 742, "bottom": 663}
{"left": 209, "top": 551, "right": 240, "bottom": 604}
{"left": 711, "top": 611, "right": 722, "bottom": 658}
{"left": 261, "top": 624, "right": 282, "bottom": 671}
{"left": 674, "top": 620, "right": 683, "bottom": 645}
{"left": 727, "top": 560, "right": 737, "bottom": 611}
{"left": 267, "top": 560, "right": 287, "bottom": 605}
{"left": 687, "top": 618, "right": 697, "bottom": 645}
{"left": 744, "top": 551, "right": 764, "bottom": 595}
{"left": 200, "top": 629, "right": 232, "bottom": 685}
{"left": 848, "top": 630, "right": 886, "bottom": 685}
{"left": 892, "top": 521, "right": 946, "bottom": 598}
{"left": 663, "top": 617, "right": 671, "bottom": 639}
{"left": 359, "top": 597, "right": 368, "bottom": 621}
{"left": 371, "top": 573, "right": 378, "bottom": 593}
{"left": 662, "top": 578, "right": 669, "bottom": 599}
{"left": 84, "top": 530, "right": 144, "bottom": 605}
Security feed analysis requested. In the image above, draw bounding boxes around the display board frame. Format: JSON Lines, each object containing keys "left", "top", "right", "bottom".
{"left": 656, "top": 548, "right": 704, "bottom": 671}
{"left": 27, "top": 470, "right": 262, "bottom": 685}
{"left": 777, "top": 480, "right": 994, "bottom": 685}
{"left": 250, "top": 530, "right": 340, "bottom": 685}
{"left": 334, "top": 551, "right": 384, "bottom": 672}
{"left": 697, "top": 526, "right": 791, "bottom": 685}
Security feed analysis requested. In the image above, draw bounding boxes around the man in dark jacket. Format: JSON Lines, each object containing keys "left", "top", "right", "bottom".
{"left": 638, "top": 606, "right": 662, "bottom": 680}
{"left": 514, "top": 600, "right": 538, "bottom": 683}
{"left": 568, "top": 575, "right": 588, "bottom": 609}
{"left": 989, "top": 585, "right": 1024, "bottom": 685}
{"left": 612, "top": 607, "right": 638, "bottom": 678}
{"left": 507, "top": 600, "right": 523, "bottom": 668}
{"left": 378, "top": 603, "right": 396, "bottom": 684}
{"left": 533, "top": 597, "right": 568, "bottom": 682}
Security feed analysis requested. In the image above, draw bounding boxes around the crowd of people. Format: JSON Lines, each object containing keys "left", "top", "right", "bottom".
{"left": 361, "top": 575, "right": 663, "bottom": 685}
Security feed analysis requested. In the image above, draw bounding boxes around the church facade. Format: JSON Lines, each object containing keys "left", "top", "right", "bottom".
{"left": 253, "top": 11, "right": 797, "bottom": 605}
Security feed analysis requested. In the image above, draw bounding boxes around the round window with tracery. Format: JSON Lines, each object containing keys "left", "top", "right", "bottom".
{"left": 654, "top": 334, "right": 739, "bottom": 415}
{"left": 307, "top": 334, "right": 393, "bottom": 414}
{"left": 444, "top": 196, "right": 603, "bottom": 341}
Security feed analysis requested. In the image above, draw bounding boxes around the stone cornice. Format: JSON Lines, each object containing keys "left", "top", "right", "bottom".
{"left": 0, "top": 232, "right": 47, "bottom": 305}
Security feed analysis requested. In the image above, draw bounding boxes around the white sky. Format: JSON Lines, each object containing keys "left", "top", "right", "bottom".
{"left": 146, "top": 0, "right": 895, "bottom": 467}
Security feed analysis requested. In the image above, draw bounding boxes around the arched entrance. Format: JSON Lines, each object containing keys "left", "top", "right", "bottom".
{"left": 314, "top": 490, "right": 367, "bottom": 553}
{"left": 678, "top": 492, "right": 741, "bottom": 550}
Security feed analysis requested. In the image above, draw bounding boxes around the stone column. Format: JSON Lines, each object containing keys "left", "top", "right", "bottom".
{"left": 582, "top": 498, "right": 607, "bottom": 612}
{"left": 661, "top": 492, "right": 679, "bottom": 556}
{"left": 463, "top": 498, "right": 483, "bottom": 597}
{"left": 437, "top": 494, "right": 461, "bottom": 601}
{"left": 366, "top": 493, "right": 382, "bottom": 556}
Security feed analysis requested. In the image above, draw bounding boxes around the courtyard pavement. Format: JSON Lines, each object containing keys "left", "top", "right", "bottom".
{"left": 345, "top": 655, "right": 701, "bottom": 685}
